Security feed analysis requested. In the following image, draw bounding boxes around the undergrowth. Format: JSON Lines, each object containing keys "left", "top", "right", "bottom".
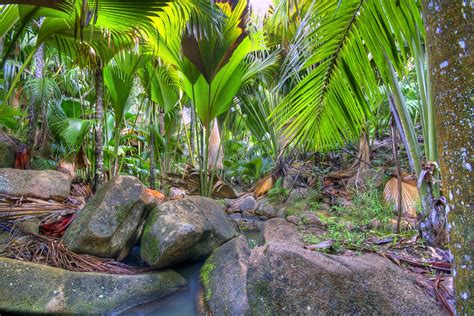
{"left": 302, "top": 184, "right": 416, "bottom": 253}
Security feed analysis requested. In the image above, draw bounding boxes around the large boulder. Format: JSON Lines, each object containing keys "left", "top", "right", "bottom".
{"left": 0, "top": 257, "right": 186, "bottom": 314}
{"left": 246, "top": 243, "right": 444, "bottom": 315}
{"left": 261, "top": 218, "right": 304, "bottom": 247}
{"left": 0, "top": 168, "right": 71, "bottom": 200}
{"left": 0, "top": 134, "right": 16, "bottom": 168}
{"left": 140, "top": 196, "right": 238, "bottom": 268}
{"left": 63, "top": 176, "right": 147, "bottom": 259}
{"left": 201, "top": 236, "right": 251, "bottom": 316}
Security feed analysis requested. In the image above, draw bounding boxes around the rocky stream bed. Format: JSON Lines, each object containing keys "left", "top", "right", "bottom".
{"left": 0, "top": 170, "right": 450, "bottom": 315}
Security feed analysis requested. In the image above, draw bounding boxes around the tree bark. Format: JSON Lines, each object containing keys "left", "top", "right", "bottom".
{"left": 190, "top": 105, "right": 195, "bottom": 157}
{"left": 422, "top": 1, "right": 473, "bottom": 314}
{"left": 93, "top": 65, "right": 105, "bottom": 191}
{"left": 27, "top": 18, "right": 44, "bottom": 152}
{"left": 149, "top": 102, "right": 156, "bottom": 189}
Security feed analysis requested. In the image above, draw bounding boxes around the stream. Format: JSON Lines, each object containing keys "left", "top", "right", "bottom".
{"left": 119, "top": 230, "right": 260, "bottom": 316}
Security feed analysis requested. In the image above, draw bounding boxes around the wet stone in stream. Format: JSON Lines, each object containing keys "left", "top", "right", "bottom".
{"left": 120, "top": 231, "right": 260, "bottom": 315}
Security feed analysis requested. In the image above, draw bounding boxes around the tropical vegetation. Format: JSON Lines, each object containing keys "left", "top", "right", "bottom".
{"left": 0, "top": 0, "right": 470, "bottom": 313}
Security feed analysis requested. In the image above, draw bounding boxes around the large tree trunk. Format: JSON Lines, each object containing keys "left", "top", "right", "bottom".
{"left": 93, "top": 65, "right": 105, "bottom": 191}
{"left": 422, "top": 1, "right": 473, "bottom": 314}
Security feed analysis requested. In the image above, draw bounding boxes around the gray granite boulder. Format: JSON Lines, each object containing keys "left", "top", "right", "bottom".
{"left": 0, "top": 257, "right": 186, "bottom": 314}
{"left": 247, "top": 242, "right": 444, "bottom": 315}
{"left": 261, "top": 218, "right": 304, "bottom": 247}
{"left": 63, "top": 176, "right": 147, "bottom": 259}
{"left": 201, "top": 236, "right": 251, "bottom": 316}
{"left": 0, "top": 168, "right": 71, "bottom": 200}
{"left": 140, "top": 196, "right": 237, "bottom": 268}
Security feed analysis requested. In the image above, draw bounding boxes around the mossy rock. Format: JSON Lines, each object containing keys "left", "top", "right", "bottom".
{"left": 200, "top": 235, "right": 251, "bottom": 316}
{"left": 246, "top": 242, "right": 444, "bottom": 315}
{"left": 0, "top": 257, "right": 186, "bottom": 314}
{"left": 63, "top": 176, "right": 147, "bottom": 259}
{"left": 140, "top": 196, "right": 238, "bottom": 268}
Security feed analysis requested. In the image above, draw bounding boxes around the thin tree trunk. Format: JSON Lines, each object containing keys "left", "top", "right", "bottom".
{"left": 149, "top": 102, "right": 156, "bottom": 189}
{"left": 390, "top": 117, "right": 403, "bottom": 234}
{"left": 190, "top": 106, "right": 195, "bottom": 159}
{"left": 27, "top": 18, "right": 44, "bottom": 153}
{"left": 158, "top": 108, "right": 169, "bottom": 174}
{"left": 422, "top": 1, "right": 473, "bottom": 314}
{"left": 93, "top": 65, "right": 105, "bottom": 190}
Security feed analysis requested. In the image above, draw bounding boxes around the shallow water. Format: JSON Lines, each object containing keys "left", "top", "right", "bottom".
{"left": 120, "top": 261, "right": 204, "bottom": 316}
{"left": 120, "top": 231, "right": 260, "bottom": 315}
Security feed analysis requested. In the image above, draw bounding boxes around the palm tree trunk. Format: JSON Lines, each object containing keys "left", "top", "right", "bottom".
{"left": 422, "top": 1, "right": 473, "bottom": 313}
{"left": 190, "top": 106, "right": 195, "bottom": 158}
{"left": 93, "top": 65, "right": 105, "bottom": 190}
{"left": 27, "top": 18, "right": 44, "bottom": 153}
{"left": 149, "top": 102, "right": 156, "bottom": 189}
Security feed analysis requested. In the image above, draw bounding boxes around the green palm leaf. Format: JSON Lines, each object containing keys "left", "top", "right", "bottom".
{"left": 48, "top": 100, "right": 91, "bottom": 150}
{"left": 272, "top": 0, "right": 422, "bottom": 151}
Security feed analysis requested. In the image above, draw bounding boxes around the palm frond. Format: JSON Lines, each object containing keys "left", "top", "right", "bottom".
{"left": 272, "top": 0, "right": 422, "bottom": 151}
{"left": 24, "top": 77, "right": 61, "bottom": 106}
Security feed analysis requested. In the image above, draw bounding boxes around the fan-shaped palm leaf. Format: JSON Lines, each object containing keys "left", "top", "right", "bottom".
{"left": 48, "top": 100, "right": 91, "bottom": 151}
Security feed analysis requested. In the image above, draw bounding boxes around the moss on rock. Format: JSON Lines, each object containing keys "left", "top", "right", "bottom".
{"left": 0, "top": 257, "right": 186, "bottom": 314}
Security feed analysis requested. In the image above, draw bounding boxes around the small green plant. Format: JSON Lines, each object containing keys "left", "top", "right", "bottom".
{"left": 267, "top": 178, "right": 289, "bottom": 204}
{"left": 200, "top": 260, "right": 215, "bottom": 300}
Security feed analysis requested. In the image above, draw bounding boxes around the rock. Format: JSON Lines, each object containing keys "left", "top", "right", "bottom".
{"left": 301, "top": 211, "right": 323, "bottom": 226}
{"left": 239, "top": 195, "right": 257, "bottom": 214}
{"left": 0, "top": 168, "right": 71, "bottom": 200}
{"left": 224, "top": 198, "right": 236, "bottom": 208}
{"left": 63, "top": 176, "right": 147, "bottom": 259}
{"left": 0, "top": 257, "right": 186, "bottom": 314}
{"left": 347, "top": 168, "right": 385, "bottom": 190}
{"left": 286, "top": 215, "right": 300, "bottom": 225}
{"left": 229, "top": 213, "right": 263, "bottom": 231}
{"left": 246, "top": 243, "right": 443, "bottom": 315}
{"left": 0, "top": 135, "right": 16, "bottom": 168}
{"left": 256, "top": 198, "right": 282, "bottom": 219}
{"left": 140, "top": 196, "right": 238, "bottom": 268}
{"left": 242, "top": 210, "right": 255, "bottom": 217}
{"left": 201, "top": 236, "right": 251, "bottom": 316}
{"left": 261, "top": 218, "right": 303, "bottom": 247}
{"left": 320, "top": 203, "right": 331, "bottom": 211}
{"left": 285, "top": 188, "right": 309, "bottom": 204}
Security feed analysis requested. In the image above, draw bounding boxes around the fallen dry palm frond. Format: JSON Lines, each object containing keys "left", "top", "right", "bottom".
{"left": 212, "top": 180, "right": 237, "bottom": 199}
{"left": 376, "top": 240, "right": 454, "bottom": 315}
{"left": 251, "top": 174, "right": 274, "bottom": 197}
{"left": 160, "top": 166, "right": 237, "bottom": 199}
{"left": 0, "top": 194, "right": 80, "bottom": 224}
{"left": 0, "top": 225, "right": 145, "bottom": 275}
{"left": 383, "top": 177, "right": 420, "bottom": 218}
